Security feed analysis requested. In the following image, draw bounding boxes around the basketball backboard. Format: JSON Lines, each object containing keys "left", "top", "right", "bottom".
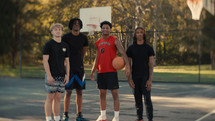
{"left": 80, "top": 6, "right": 112, "bottom": 32}
{"left": 203, "top": 0, "right": 215, "bottom": 15}
{"left": 187, "top": 0, "right": 204, "bottom": 20}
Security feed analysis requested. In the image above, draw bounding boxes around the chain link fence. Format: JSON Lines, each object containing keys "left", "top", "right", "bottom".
{"left": 12, "top": 29, "right": 215, "bottom": 83}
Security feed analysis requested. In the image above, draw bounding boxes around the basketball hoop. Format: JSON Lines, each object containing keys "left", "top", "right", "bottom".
{"left": 187, "top": 0, "right": 203, "bottom": 20}
{"left": 87, "top": 24, "right": 97, "bottom": 36}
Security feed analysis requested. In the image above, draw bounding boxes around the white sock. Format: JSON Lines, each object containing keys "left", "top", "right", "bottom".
{"left": 101, "top": 110, "right": 106, "bottom": 117}
{"left": 54, "top": 115, "right": 60, "bottom": 121}
{"left": 46, "top": 116, "right": 52, "bottom": 121}
{"left": 114, "top": 111, "right": 119, "bottom": 118}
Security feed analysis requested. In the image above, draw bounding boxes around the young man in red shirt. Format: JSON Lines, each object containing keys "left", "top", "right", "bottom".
{"left": 90, "top": 21, "right": 130, "bottom": 121}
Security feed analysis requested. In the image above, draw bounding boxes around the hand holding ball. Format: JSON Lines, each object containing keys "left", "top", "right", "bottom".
{"left": 112, "top": 57, "right": 125, "bottom": 70}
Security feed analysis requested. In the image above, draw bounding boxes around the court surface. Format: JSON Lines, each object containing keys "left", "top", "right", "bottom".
{"left": 0, "top": 77, "right": 215, "bottom": 121}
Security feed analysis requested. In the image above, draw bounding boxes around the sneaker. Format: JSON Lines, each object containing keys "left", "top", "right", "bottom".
{"left": 96, "top": 115, "right": 107, "bottom": 121}
{"left": 76, "top": 117, "right": 89, "bottom": 121}
{"left": 135, "top": 119, "right": 143, "bottom": 121}
{"left": 76, "top": 113, "right": 88, "bottom": 121}
{"left": 112, "top": 117, "right": 119, "bottom": 121}
{"left": 62, "top": 113, "right": 69, "bottom": 121}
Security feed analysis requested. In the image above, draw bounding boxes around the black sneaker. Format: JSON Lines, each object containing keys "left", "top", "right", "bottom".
{"left": 62, "top": 113, "right": 69, "bottom": 121}
{"left": 76, "top": 112, "right": 88, "bottom": 121}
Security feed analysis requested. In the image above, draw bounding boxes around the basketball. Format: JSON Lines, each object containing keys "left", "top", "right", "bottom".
{"left": 112, "top": 56, "right": 125, "bottom": 70}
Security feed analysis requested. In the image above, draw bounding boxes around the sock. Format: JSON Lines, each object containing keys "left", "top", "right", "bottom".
{"left": 101, "top": 110, "right": 106, "bottom": 117}
{"left": 114, "top": 111, "right": 119, "bottom": 118}
{"left": 46, "top": 116, "right": 52, "bottom": 121}
{"left": 54, "top": 116, "right": 60, "bottom": 121}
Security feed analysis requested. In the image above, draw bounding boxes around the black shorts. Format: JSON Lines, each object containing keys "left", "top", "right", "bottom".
{"left": 97, "top": 72, "right": 119, "bottom": 90}
{"left": 65, "top": 69, "right": 85, "bottom": 90}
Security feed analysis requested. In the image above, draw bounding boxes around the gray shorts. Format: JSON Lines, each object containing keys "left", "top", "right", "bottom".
{"left": 45, "top": 74, "right": 65, "bottom": 93}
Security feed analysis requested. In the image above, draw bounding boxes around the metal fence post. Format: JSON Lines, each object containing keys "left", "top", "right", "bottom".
{"left": 19, "top": 32, "right": 22, "bottom": 78}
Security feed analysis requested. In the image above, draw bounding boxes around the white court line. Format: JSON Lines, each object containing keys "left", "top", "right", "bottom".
{"left": 195, "top": 109, "right": 215, "bottom": 121}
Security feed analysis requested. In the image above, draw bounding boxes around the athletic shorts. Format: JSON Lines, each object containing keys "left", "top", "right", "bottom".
{"left": 97, "top": 72, "right": 119, "bottom": 90}
{"left": 65, "top": 70, "right": 85, "bottom": 90}
{"left": 45, "top": 74, "right": 65, "bottom": 93}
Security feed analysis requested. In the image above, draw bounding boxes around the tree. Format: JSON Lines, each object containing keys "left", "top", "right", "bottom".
{"left": 1, "top": 0, "right": 33, "bottom": 68}
{"left": 202, "top": 10, "right": 215, "bottom": 69}
{"left": 0, "top": 0, "right": 16, "bottom": 64}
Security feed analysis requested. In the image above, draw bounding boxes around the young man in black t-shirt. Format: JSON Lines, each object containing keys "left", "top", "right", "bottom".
{"left": 62, "top": 18, "right": 88, "bottom": 121}
{"left": 126, "top": 27, "right": 155, "bottom": 121}
{"left": 43, "top": 23, "right": 70, "bottom": 121}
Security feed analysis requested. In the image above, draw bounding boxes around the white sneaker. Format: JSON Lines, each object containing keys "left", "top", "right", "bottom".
{"left": 96, "top": 115, "right": 107, "bottom": 121}
{"left": 112, "top": 117, "right": 119, "bottom": 121}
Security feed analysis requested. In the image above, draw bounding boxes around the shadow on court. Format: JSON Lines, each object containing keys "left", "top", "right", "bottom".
{"left": 0, "top": 77, "right": 215, "bottom": 121}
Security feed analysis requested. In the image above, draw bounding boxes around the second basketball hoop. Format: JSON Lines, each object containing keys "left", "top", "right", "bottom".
{"left": 187, "top": 0, "right": 203, "bottom": 20}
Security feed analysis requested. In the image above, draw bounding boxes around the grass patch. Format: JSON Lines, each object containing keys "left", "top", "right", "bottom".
{"left": 0, "top": 64, "right": 214, "bottom": 84}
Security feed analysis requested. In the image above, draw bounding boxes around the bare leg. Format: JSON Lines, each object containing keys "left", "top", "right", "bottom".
{"left": 64, "top": 90, "right": 72, "bottom": 112}
{"left": 76, "top": 89, "right": 82, "bottom": 113}
{"left": 53, "top": 92, "right": 63, "bottom": 116}
{"left": 111, "top": 89, "right": 119, "bottom": 111}
{"left": 99, "top": 89, "right": 107, "bottom": 110}
{"left": 45, "top": 93, "right": 55, "bottom": 117}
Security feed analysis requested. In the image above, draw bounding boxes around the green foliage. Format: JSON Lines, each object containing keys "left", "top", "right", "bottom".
{"left": 0, "top": 0, "right": 214, "bottom": 68}
{"left": 0, "top": 0, "right": 16, "bottom": 55}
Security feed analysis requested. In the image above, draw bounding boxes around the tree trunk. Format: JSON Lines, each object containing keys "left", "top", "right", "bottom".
{"left": 11, "top": 22, "right": 19, "bottom": 68}
{"left": 11, "top": 52, "right": 17, "bottom": 68}
{"left": 211, "top": 50, "right": 215, "bottom": 70}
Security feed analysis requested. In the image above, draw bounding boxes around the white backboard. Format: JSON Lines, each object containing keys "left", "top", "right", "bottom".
{"left": 80, "top": 6, "right": 112, "bottom": 32}
{"left": 203, "top": 0, "right": 215, "bottom": 15}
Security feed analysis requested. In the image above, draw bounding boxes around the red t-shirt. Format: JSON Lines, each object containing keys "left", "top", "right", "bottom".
{"left": 96, "top": 36, "right": 117, "bottom": 73}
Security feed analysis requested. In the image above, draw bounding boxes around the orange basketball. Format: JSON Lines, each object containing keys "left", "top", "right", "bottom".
{"left": 112, "top": 56, "right": 125, "bottom": 70}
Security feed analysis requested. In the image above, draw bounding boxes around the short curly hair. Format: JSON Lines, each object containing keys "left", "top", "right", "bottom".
{"left": 68, "top": 18, "right": 83, "bottom": 30}
{"left": 100, "top": 21, "right": 112, "bottom": 29}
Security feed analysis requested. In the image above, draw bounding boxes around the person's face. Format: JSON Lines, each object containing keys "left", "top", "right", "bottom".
{"left": 51, "top": 26, "right": 63, "bottom": 38}
{"left": 101, "top": 24, "right": 111, "bottom": 36}
{"left": 136, "top": 28, "right": 145, "bottom": 41}
{"left": 72, "top": 20, "right": 80, "bottom": 31}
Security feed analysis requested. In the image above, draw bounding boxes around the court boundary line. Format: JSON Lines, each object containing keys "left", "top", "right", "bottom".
{"left": 195, "top": 109, "right": 215, "bottom": 121}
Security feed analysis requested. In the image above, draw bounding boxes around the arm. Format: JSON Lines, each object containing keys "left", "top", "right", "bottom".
{"left": 115, "top": 38, "right": 130, "bottom": 78}
{"left": 128, "top": 57, "right": 135, "bottom": 88}
{"left": 90, "top": 51, "right": 98, "bottom": 81}
{"left": 146, "top": 56, "right": 154, "bottom": 91}
{"left": 64, "top": 57, "right": 70, "bottom": 85}
{"left": 43, "top": 55, "right": 54, "bottom": 85}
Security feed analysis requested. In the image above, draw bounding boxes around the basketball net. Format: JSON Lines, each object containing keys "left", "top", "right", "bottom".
{"left": 187, "top": 0, "right": 203, "bottom": 20}
{"left": 87, "top": 24, "right": 97, "bottom": 36}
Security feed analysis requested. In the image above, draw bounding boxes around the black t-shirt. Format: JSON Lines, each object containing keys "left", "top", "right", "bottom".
{"left": 126, "top": 43, "right": 155, "bottom": 79}
{"left": 43, "top": 39, "right": 69, "bottom": 76}
{"left": 62, "top": 32, "right": 88, "bottom": 71}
